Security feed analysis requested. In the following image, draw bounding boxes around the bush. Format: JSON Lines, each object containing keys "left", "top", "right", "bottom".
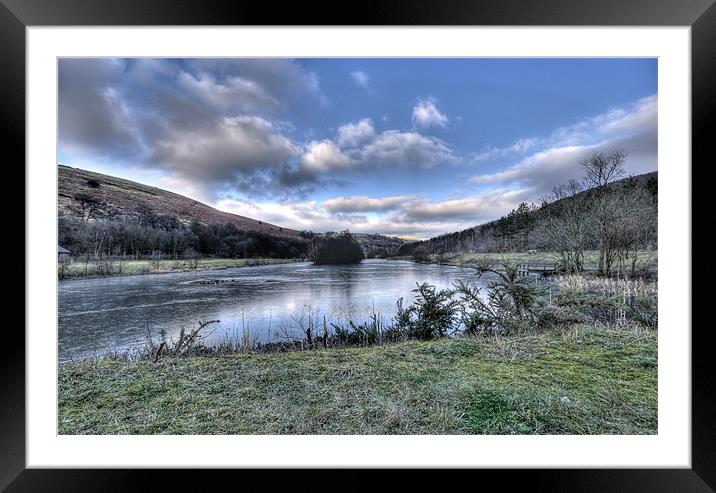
{"left": 407, "top": 282, "right": 460, "bottom": 340}
{"left": 147, "top": 320, "right": 221, "bottom": 361}
{"left": 536, "top": 305, "right": 588, "bottom": 332}
{"left": 554, "top": 289, "right": 627, "bottom": 325}
{"left": 630, "top": 295, "right": 658, "bottom": 329}
{"left": 454, "top": 260, "right": 545, "bottom": 336}
{"left": 393, "top": 297, "right": 413, "bottom": 333}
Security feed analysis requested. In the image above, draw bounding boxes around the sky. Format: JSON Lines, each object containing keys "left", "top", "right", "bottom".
{"left": 58, "top": 58, "right": 657, "bottom": 239}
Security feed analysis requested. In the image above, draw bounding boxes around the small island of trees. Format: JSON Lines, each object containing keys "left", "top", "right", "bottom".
{"left": 309, "top": 230, "right": 364, "bottom": 265}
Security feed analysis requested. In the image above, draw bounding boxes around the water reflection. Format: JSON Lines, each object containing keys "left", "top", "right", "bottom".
{"left": 58, "top": 259, "right": 488, "bottom": 362}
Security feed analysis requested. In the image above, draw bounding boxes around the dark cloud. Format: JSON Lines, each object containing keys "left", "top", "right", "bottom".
{"left": 58, "top": 58, "right": 326, "bottom": 200}
{"left": 150, "top": 116, "right": 300, "bottom": 182}
{"left": 59, "top": 59, "right": 463, "bottom": 202}
{"left": 59, "top": 59, "right": 141, "bottom": 159}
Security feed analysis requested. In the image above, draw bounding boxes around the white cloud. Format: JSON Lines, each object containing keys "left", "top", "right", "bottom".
{"left": 469, "top": 95, "right": 658, "bottom": 199}
{"left": 350, "top": 70, "right": 370, "bottom": 89}
{"left": 296, "top": 122, "right": 459, "bottom": 176}
{"left": 300, "top": 140, "right": 353, "bottom": 173}
{"left": 412, "top": 97, "right": 449, "bottom": 129}
{"left": 216, "top": 187, "right": 531, "bottom": 239}
{"left": 176, "top": 71, "right": 280, "bottom": 113}
{"left": 336, "top": 118, "right": 375, "bottom": 148}
{"left": 549, "top": 95, "right": 657, "bottom": 146}
{"left": 471, "top": 137, "right": 540, "bottom": 162}
{"left": 359, "top": 130, "right": 458, "bottom": 168}
{"left": 395, "top": 189, "right": 530, "bottom": 224}
{"left": 323, "top": 195, "right": 416, "bottom": 214}
{"left": 470, "top": 145, "right": 596, "bottom": 186}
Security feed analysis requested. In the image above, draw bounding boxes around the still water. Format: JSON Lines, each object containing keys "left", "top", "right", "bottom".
{"left": 58, "top": 259, "right": 491, "bottom": 362}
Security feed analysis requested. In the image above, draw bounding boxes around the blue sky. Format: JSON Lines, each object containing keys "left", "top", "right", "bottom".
{"left": 58, "top": 58, "right": 657, "bottom": 238}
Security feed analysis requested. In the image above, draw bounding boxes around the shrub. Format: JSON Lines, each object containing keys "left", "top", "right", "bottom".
{"left": 554, "top": 289, "right": 625, "bottom": 322}
{"left": 393, "top": 297, "right": 413, "bottom": 334}
{"left": 454, "top": 260, "right": 545, "bottom": 336}
{"left": 630, "top": 295, "right": 658, "bottom": 329}
{"left": 408, "top": 282, "right": 460, "bottom": 340}
{"left": 536, "top": 305, "right": 588, "bottom": 332}
{"left": 148, "top": 320, "right": 221, "bottom": 361}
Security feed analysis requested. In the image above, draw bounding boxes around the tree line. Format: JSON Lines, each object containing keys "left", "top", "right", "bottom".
{"left": 58, "top": 214, "right": 310, "bottom": 260}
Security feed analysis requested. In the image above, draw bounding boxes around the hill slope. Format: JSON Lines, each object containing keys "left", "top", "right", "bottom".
{"left": 58, "top": 165, "right": 301, "bottom": 239}
{"left": 397, "top": 171, "right": 657, "bottom": 256}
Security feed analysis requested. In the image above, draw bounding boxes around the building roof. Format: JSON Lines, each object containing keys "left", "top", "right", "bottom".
{"left": 58, "top": 245, "right": 70, "bottom": 254}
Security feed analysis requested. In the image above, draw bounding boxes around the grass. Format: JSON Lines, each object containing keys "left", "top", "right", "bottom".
{"left": 58, "top": 326, "right": 657, "bottom": 435}
{"left": 434, "top": 250, "right": 658, "bottom": 273}
{"left": 59, "top": 257, "right": 303, "bottom": 279}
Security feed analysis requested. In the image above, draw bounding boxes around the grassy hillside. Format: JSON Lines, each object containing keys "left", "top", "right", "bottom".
{"left": 58, "top": 165, "right": 302, "bottom": 240}
{"left": 59, "top": 327, "right": 656, "bottom": 435}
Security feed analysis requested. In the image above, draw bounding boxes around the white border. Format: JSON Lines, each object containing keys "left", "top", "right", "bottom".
{"left": 27, "top": 27, "right": 691, "bottom": 468}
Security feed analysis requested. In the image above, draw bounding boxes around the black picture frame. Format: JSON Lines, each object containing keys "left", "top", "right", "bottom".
{"left": 2, "top": 0, "right": 713, "bottom": 490}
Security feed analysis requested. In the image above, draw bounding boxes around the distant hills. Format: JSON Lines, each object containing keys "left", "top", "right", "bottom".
{"left": 59, "top": 165, "right": 655, "bottom": 260}
{"left": 58, "top": 166, "right": 406, "bottom": 258}
{"left": 58, "top": 165, "right": 302, "bottom": 240}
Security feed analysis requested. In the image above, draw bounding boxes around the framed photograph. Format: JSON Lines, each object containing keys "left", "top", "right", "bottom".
{"left": 4, "top": 0, "right": 714, "bottom": 489}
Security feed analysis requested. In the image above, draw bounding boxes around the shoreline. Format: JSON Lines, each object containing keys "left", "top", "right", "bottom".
{"left": 58, "top": 257, "right": 306, "bottom": 281}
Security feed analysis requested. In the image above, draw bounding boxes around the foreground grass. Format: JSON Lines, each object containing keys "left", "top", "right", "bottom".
{"left": 59, "top": 257, "right": 304, "bottom": 279}
{"left": 59, "top": 327, "right": 657, "bottom": 435}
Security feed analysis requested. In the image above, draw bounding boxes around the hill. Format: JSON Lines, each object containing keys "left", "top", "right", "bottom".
{"left": 397, "top": 171, "right": 657, "bottom": 257}
{"left": 58, "top": 165, "right": 301, "bottom": 240}
{"left": 58, "top": 166, "right": 405, "bottom": 261}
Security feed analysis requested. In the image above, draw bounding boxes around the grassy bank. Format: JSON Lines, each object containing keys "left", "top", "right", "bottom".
{"left": 59, "top": 326, "right": 657, "bottom": 435}
{"left": 59, "top": 257, "right": 304, "bottom": 280}
{"left": 411, "top": 250, "right": 658, "bottom": 273}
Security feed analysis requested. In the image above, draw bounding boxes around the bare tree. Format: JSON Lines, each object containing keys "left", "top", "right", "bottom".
{"left": 580, "top": 150, "right": 626, "bottom": 189}
{"left": 580, "top": 150, "right": 627, "bottom": 275}
{"left": 535, "top": 179, "right": 590, "bottom": 273}
{"left": 607, "top": 185, "right": 657, "bottom": 277}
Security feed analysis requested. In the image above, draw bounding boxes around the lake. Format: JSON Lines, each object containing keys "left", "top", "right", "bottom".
{"left": 58, "top": 259, "right": 491, "bottom": 362}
